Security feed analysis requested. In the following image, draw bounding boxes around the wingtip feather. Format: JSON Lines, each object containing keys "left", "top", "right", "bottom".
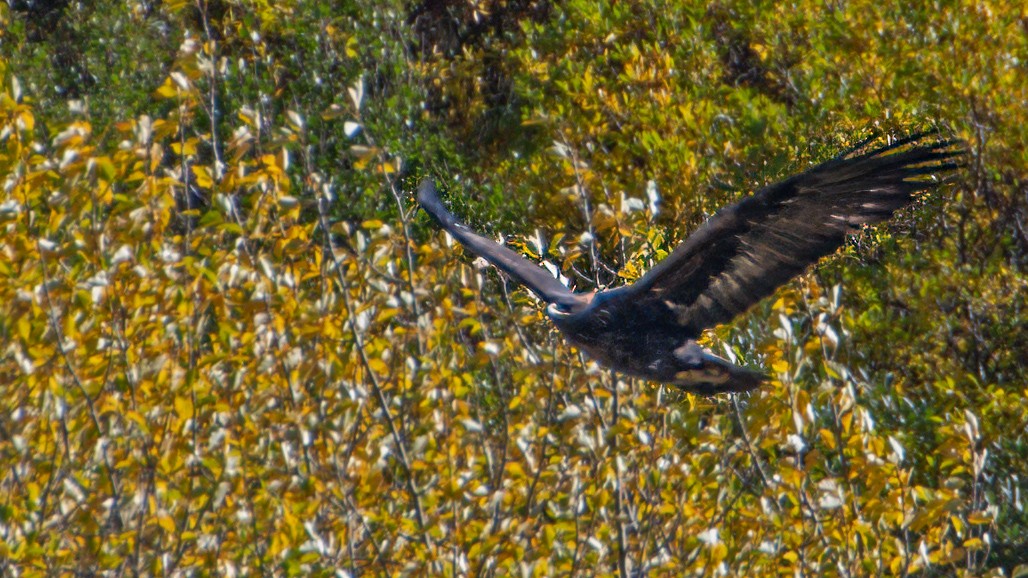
{"left": 417, "top": 178, "right": 439, "bottom": 206}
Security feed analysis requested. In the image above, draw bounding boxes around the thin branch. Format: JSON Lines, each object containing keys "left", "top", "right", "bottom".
{"left": 315, "top": 191, "right": 435, "bottom": 562}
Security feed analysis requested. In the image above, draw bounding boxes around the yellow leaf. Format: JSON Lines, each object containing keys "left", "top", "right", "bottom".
{"left": 967, "top": 512, "right": 993, "bottom": 525}
{"left": 951, "top": 515, "right": 964, "bottom": 535}
{"left": 505, "top": 462, "right": 525, "bottom": 478}
{"left": 367, "top": 358, "right": 388, "bottom": 374}
{"left": 193, "top": 165, "right": 213, "bottom": 188}
{"left": 840, "top": 411, "right": 853, "bottom": 433}
{"left": 18, "top": 110, "right": 34, "bottom": 132}
{"left": 125, "top": 410, "right": 151, "bottom": 434}
{"left": 963, "top": 537, "right": 984, "bottom": 550}
{"left": 157, "top": 515, "right": 176, "bottom": 533}
{"left": 819, "top": 428, "right": 836, "bottom": 451}
{"left": 174, "top": 395, "right": 193, "bottom": 419}
{"left": 94, "top": 156, "right": 116, "bottom": 182}
{"left": 153, "top": 80, "right": 177, "bottom": 100}
{"left": 17, "top": 316, "right": 31, "bottom": 341}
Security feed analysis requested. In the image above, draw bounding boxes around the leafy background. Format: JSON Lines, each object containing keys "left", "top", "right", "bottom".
{"left": 0, "top": 0, "right": 1025, "bottom": 575}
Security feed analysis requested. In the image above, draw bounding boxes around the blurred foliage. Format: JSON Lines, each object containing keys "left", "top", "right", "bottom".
{"left": 0, "top": 0, "right": 1026, "bottom": 575}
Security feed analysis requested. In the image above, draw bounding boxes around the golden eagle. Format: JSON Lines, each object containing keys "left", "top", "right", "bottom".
{"left": 419, "top": 133, "right": 962, "bottom": 394}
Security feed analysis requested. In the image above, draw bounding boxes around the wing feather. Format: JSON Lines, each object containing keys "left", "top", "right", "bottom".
{"left": 418, "top": 180, "right": 582, "bottom": 308}
{"left": 624, "top": 133, "right": 963, "bottom": 333}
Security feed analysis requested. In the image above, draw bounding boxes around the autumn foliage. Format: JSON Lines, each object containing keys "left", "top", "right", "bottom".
{"left": 0, "top": 0, "right": 1025, "bottom": 576}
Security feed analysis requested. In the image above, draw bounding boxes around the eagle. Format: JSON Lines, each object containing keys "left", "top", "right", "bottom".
{"left": 418, "top": 132, "right": 962, "bottom": 395}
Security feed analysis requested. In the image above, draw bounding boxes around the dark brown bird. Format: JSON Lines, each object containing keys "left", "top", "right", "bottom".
{"left": 419, "top": 133, "right": 962, "bottom": 395}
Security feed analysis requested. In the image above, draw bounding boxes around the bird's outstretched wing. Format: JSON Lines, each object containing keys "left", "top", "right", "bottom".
{"left": 624, "top": 133, "right": 963, "bottom": 333}
{"left": 418, "top": 179, "right": 584, "bottom": 309}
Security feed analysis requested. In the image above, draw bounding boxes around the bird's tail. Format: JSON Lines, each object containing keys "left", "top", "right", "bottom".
{"left": 672, "top": 341, "right": 767, "bottom": 395}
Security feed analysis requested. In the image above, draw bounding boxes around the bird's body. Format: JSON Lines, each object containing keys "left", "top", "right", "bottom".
{"left": 419, "top": 132, "right": 962, "bottom": 394}
{"left": 544, "top": 288, "right": 765, "bottom": 393}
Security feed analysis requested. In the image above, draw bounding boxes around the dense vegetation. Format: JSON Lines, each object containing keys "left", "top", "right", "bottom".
{"left": 1, "top": 0, "right": 1025, "bottom": 575}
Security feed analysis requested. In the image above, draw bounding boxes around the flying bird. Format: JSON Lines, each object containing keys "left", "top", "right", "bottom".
{"left": 419, "top": 133, "right": 962, "bottom": 395}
